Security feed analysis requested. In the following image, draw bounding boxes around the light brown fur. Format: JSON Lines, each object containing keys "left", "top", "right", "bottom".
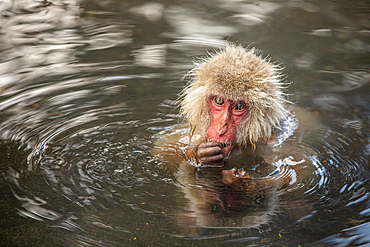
{"left": 180, "top": 44, "right": 288, "bottom": 146}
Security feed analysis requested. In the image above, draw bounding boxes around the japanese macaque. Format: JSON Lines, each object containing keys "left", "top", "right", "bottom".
{"left": 154, "top": 44, "right": 320, "bottom": 228}
{"left": 180, "top": 44, "right": 285, "bottom": 165}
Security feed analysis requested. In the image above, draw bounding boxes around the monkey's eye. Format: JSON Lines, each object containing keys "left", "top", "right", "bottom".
{"left": 214, "top": 96, "right": 224, "bottom": 106}
{"left": 234, "top": 102, "right": 246, "bottom": 111}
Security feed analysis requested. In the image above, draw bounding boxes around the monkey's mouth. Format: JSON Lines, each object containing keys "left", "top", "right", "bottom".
{"left": 220, "top": 142, "right": 229, "bottom": 148}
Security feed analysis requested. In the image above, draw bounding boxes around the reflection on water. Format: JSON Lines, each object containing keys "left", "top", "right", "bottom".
{"left": 0, "top": 0, "right": 369, "bottom": 246}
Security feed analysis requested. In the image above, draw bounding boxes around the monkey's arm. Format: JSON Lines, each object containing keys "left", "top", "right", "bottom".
{"left": 153, "top": 125, "right": 211, "bottom": 166}
{"left": 154, "top": 134, "right": 225, "bottom": 168}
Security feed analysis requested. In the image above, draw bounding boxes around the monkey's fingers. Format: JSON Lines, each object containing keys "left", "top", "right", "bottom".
{"left": 198, "top": 141, "right": 222, "bottom": 149}
{"left": 197, "top": 146, "right": 222, "bottom": 158}
{"left": 199, "top": 153, "right": 224, "bottom": 164}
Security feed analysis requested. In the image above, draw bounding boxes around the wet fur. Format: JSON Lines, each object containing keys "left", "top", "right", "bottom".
{"left": 180, "top": 44, "right": 288, "bottom": 146}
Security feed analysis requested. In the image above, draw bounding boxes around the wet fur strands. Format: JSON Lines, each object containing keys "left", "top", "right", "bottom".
{"left": 180, "top": 44, "right": 288, "bottom": 146}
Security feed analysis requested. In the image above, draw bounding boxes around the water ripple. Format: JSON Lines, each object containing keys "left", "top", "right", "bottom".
{"left": 0, "top": 0, "right": 369, "bottom": 246}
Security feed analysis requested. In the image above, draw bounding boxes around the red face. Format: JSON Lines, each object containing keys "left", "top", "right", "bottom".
{"left": 207, "top": 96, "right": 249, "bottom": 155}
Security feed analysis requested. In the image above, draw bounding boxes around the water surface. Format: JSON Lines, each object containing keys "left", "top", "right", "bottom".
{"left": 0, "top": 0, "right": 369, "bottom": 246}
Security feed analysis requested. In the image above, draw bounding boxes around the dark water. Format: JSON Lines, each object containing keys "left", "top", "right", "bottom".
{"left": 0, "top": 0, "right": 369, "bottom": 246}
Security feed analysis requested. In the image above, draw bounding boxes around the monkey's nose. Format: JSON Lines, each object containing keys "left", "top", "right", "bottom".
{"left": 216, "top": 123, "right": 228, "bottom": 136}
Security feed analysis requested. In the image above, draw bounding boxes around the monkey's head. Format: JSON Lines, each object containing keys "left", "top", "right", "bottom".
{"left": 180, "top": 44, "right": 287, "bottom": 149}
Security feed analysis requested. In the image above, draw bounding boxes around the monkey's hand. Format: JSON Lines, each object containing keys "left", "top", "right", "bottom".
{"left": 197, "top": 142, "right": 224, "bottom": 164}
{"left": 222, "top": 168, "right": 277, "bottom": 192}
{"left": 222, "top": 168, "right": 253, "bottom": 190}
{"left": 185, "top": 141, "right": 224, "bottom": 167}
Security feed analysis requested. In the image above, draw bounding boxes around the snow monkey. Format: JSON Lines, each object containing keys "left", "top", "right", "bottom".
{"left": 180, "top": 44, "right": 286, "bottom": 165}
{"left": 154, "top": 44, "right": 320, "bottom": 228}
